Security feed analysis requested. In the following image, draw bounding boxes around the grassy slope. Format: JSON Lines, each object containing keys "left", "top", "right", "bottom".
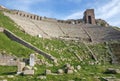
{"left": 0, "top": 32, "right": 33, "bottom": 57}
{"left": 0, "top": 11, "right": 120, "bottom": 81}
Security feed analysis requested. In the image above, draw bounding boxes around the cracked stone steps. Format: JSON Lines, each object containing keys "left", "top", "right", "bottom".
{"left": 4, "top": 12, "right": 90, "bottom": 42}
{"left": 109, "top": 43, "right": 120, "bottom": 63}
{"left": 83, "top": 24, "right": 120, "bottom": 43}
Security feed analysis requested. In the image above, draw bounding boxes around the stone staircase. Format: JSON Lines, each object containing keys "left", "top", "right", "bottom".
{"left": 82, "top": 24, "right": 120, "bottom": 43}
{"left": 108, "top": 42, "right": 120, "bottom": 64}
{"left": 4, "top": 12, "right": 120, "bottom": 43}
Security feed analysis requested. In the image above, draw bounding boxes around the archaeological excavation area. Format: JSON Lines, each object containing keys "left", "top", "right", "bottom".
{"left": 0, "top": 5, "right": 120, "bottom": 81}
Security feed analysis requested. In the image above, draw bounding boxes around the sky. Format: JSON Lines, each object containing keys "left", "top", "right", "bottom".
{"left": 0, "top": 0, "right": 120, "bottom": 27}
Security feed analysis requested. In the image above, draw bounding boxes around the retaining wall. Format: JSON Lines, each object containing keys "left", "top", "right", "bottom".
{"left": 0, "top": 54, "right": 17, "bottom": 66}
{"left": 3, "top": 29, "right": 56, "bottom": 62}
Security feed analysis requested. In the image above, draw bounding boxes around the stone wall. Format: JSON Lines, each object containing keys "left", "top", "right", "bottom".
{"left": 0, "top": 54, "right": 17, "bottom": 66}
{"left": 3, "top": 29, "right": 56, "bottom": 62}
{"left": 12, "top": 10, "right": 42, "bottom": 21}
{"left": 83, "top": 9, "right": 96, "bottom": 25}
{"left": 11, "top": 10, "right": 84, "bottom": 24}
{"left": 11, "top": 10, "right": 57, "bottom": 22}
{"left": 57, "top": 19, "right": 83, "bottom": 24}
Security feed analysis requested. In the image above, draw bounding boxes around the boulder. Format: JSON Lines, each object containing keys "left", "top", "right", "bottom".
{"left": 76, "top": 65, "right": 81, "bottom": 70}
{"left": 7, "top": 75, "right": 14, "bottom": 78}
{"left": 23, "top": 70, "right": 34, "bottom": 75}
{"left": 57, "top": 69, "right": 64, "bottom": 74}
{"left": 45, "top": 69, "right": 51, "bottom": 74}
{"left": 66, "top": 69, "right": 73, "bottom": 74}
{"left": 65, "top": 63, "right": 71, "bottom": 68}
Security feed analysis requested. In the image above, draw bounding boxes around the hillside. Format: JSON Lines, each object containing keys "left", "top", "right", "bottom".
{"left": 0, "top": 8, "right": 120, "bottom": 81}
{"left": 4, "top": 11, "right": 120, "bottom": 43}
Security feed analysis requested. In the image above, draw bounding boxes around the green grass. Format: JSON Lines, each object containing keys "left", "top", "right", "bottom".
{"left": 0, "top": 32, "right": 34, "bottom": 57}
{"left": 0, "top": 66, "right": 17, "bottom": 75}
{"left": 0, "top": 11, "right": 120, "bottom": 81}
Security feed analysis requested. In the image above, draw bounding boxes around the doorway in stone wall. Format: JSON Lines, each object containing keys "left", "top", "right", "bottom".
{"left": 88, "top": 16, "right": 92, "bottom": 24}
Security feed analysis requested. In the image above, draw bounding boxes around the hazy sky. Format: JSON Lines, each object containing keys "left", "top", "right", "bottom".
{"left": 0, "top": 0, "right": 120, "bottom": 27}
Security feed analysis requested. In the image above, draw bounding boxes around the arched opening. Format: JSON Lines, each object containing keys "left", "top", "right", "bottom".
{"left": 88, "top": 16, "right": 92, "bottom": 24}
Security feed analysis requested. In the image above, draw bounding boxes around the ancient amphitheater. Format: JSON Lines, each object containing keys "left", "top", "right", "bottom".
{"left": 3, "top": 9, "right": 120, "bottom": 43}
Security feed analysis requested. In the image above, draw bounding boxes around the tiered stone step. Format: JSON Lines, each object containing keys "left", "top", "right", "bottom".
{"left": 83, "top": 24, "right": 120, "bottom": 43}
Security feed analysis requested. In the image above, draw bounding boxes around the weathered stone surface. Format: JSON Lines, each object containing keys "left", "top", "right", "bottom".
{"left": 69, "top": 66, "right": 74, "bottom": 70}
{"left": 66, "top": 69, "right": 73, "bottom": 74}
{"left": 0, "top": 27, "right": 4, "bottom": 32}
{"left": 0, "top": 79, "right": 7, "bottom": 81}
{"left": 23, "top": 66, "right": 32, "bottom": 70}
{"left": 23, "top": 70, "right": 34, "bottom": 75}
{"left": 57, "top": 69, "right": 64, "bottom": 74}
{"left": 76, "top": 65, "right": 81, "bottom": 70}
{"left": 64, "top": 63, "right": 74, "bottom": 74}
{"left": 0, "top": 54, "right": 17, "bottom": 66}
{"left": 45, "top": 69, "right": 51, "bottom": 74}
{"left": 3, "top": 29, "right": 57, "bottom": 62}
{"left": 17, "top": 62, "right": 25, "bottom": 74}
{"left": 0, "top": 76, "right": 4, "bottom": 78}
{"left": 83, "top": 9, "right": 96, "bottom": 25}
{"left": 29, "top": 54, "right": 35, "bottom": 67}
{"left": 65, "top": 63, "right": 71, "bottom": 68}
{"left": 7, "top": 75, "right": 14, "bottom": 78}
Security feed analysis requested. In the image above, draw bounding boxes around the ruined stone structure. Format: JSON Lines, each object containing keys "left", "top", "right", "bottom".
{"left": 83, "top": 9, "right": 96, "bottom": 25}
{"left": 11, "top": 10, "right": 57, "bottom": 22}
{"left": 0, "top": 5, "right": 7, "bottom": 10}
{"left": 0, "top": 54, "right": 17, "bottom": 66}
{"left": 57, "top": 19, "right": 83, "bottom": 24}
{"left": 12, "top": 10, "right": 42, "bottom": 21}
{"left": 9, "top": 9, "right": 110, "bottom": 26}
{"left": 3, "top": 29, "right": 57, "bottom": 62}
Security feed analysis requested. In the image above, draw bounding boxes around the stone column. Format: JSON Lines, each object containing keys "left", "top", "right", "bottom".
{"left": 29, "top": 54, "right": 35, "bottom": 67}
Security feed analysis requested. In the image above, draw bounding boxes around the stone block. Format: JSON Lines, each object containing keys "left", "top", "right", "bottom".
{"left": 17, "top": 62, "right": 25, "bottom": 74}
{"left": 45, "top": 69, "right": 51, "bottom": 74}
{"left": 23, "top": 70, "right": 34, "bottom": 75}
{"left": 57, "top": 69, "right": 64, "bottom": 74}
{"left": 66, "top": 69, "right": 73, "bottom": 74}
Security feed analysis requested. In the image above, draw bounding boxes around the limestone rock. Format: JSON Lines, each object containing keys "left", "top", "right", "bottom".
{"left": 45, "top": 69, "right": 51, "bottom": 74}
{"left": 0, "top": 79, "right": 7, "bottom": 81}
{"left": 23, "top": 70, "right": 34, "bottom": 75}
{"left": 57, "top": 69, "right": 64, "bottom": 74}
{"left": 23, "top": 66, "right": 32, "bottom": 70}
{"left": 76, "top": 65, "right": 81, "bottom": 70}
{"left": 65, "top": 63, "right": 71, "bottom": 68}
{"left": 7, "top": 75, "right": 14, "bottom": 78}
{"left": 66, "top": 69, "right": 73, "bottom": 74}
{"left": 17, "top": 62, "right": 25, "bottom": 74}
